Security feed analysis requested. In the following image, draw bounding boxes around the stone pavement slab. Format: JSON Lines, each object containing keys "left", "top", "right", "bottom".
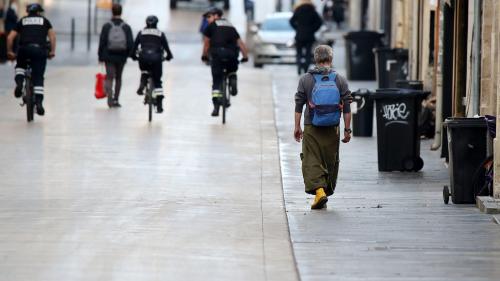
{"left": 270, "top": 58, "right": 500, "bottom": 280}
{"left": 0, "top": 62, "right": 297, "bottom": 281}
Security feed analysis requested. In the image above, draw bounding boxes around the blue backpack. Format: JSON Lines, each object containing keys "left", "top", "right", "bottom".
{"left": 309, "top": 72, "right": 341, "bottom": 126}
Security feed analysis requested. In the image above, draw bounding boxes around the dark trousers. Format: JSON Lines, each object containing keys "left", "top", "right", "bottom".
{"left": 104, "top": 61, "right": 125, "bottom": 103}
{"left": 15, "top": 45, "right": 47, "bottom": 95}
{"left": 296, "top": 41, "right": 313, "bottom": 75}
{"left": 139, "top": 60, "right": 163, "bottom": 90}
{"left": 210, "top": 57, "right": 238, "bottom": 93}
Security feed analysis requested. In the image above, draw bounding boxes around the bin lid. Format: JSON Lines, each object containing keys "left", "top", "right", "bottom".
{"left": 352, "top": 88, "right": 373, "bottom": 97}
{"left": 344, "top": 30, "right": 384, "bottom": 40}
{"left": 371, "top": 88, "right": 430, "bottom": 99}
{"left": 373, "top": 48, "right": 409, "bottom": 56}
{"left": 443, "top": 117, "right": 488, "bottom": 128}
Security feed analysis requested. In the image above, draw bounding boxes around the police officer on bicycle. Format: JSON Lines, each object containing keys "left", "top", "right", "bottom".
{"left": 132, "top": 15, "right": 173, "bottom": 114}
{"left": 201, "top": 7, "right": 248, "bottom": 117}
{"left": 7, "top": 3, "right": 56, "bottom": 116}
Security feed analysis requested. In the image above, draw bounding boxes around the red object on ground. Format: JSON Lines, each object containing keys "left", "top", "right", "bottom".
{"left": 94, "top": 73, "right": 106, "bottom": 99}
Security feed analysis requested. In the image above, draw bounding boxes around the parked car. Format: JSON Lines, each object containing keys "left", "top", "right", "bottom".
{"left": 251, "top": 12, "right": 296, "bottom": 68}
{"left": 170, "top": 0, "right": 230, "bottom": 10}
{"left": 251, "top": 12, "right": 333, "bottom": 68}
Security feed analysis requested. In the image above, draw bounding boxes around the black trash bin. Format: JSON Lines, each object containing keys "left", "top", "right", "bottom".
{"left": 343, "top": 31, "right": 384, "bottom": 80}
{"left": 374, "top": 48, "right": 409, "bottom": 88}
{"left": 372, "top": 88, "right": 430, "bottom": 172}
{"left": 443, "top": 118, "right": 488, "bottom": 204}
{"left": 352, "top": 89, "right": 374, "bottom": 137}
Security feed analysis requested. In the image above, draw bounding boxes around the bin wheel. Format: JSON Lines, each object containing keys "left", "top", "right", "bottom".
{"left": 413, "top": 157, "right": 424, "bottom": 172}
{"left": 443, "top": 185, "right": 450, "bottom": 204}
{"left": 402, "top": 157, "right": 414, "bottom": 171}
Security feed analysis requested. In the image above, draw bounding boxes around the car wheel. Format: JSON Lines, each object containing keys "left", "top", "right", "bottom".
{"left": 170, "top": 0, "right": 177, "bottom": 9}
{"left": 254, "top": 63, "right": 263, "bottom": 68}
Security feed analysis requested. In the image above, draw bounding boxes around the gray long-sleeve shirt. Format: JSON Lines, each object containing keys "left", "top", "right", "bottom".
{"left": 295, "top": 68, "right": 352, "bottom": 125}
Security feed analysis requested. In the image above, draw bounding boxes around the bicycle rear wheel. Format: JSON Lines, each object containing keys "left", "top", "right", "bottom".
{"left": 25, "top": 81, "right": 34, "bottom": 122}
{"left": 472, "top": 156, "right": 494, "bottom": 197}
{"left": 148, "top": 100, "right": 152, "bottom": 122}
{"left": 147, "top": 79, "right": 153, "bottom": 122}
{"left": 222, "top": 78, "right": 227, "bottom": 124}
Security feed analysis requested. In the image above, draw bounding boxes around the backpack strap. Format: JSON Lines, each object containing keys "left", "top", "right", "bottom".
{"left": 329, "top": 72, "right": 337, "bottom": 81}
{"left": 312, "top": 72, "right": 337, "bottom": 83}
{"left": 109, "top": 21, "right": 124, "bottom": 27}
{"left": 312, "top": 74, "right": 324, "bottom": 84}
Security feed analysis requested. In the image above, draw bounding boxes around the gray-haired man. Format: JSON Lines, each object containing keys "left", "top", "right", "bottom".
{"left": 294, "top": 45, "right": 352, "bottom": 210}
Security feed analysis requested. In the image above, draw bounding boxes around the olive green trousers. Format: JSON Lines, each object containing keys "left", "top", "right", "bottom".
{"left": 301, "top": 125, "right": 340, "bottom": 196}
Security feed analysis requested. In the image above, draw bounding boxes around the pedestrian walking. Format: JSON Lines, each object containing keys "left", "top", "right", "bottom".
{"left": 294, "top": 45, "right": 352, "bottom": 210}
{"left": 2, "top": 0, "right": 18, "bottom": 62}
{"left": 0, "top": 2, "right": 6, "bottom": 62}
{"left": 4, "top": 0, "right": 18, "bottom": 35}
{"left": 290, "top": 0, "right": 323, "bottom": 75}
{"left": 98, "top": 3, "right": 134, "bottom": 108}
{"left": 332, "top": 0, "right": 346, "bottom": 29}
{"left": 322, "top": 0, "right": 335, "bottom": 29}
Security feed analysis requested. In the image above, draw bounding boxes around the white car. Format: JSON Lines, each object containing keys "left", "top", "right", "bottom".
{"left": 251, "top": 12, "right": 296, "bottom": 68}
{"left": 251, "top": 12, "right": 331, "bottom": 68}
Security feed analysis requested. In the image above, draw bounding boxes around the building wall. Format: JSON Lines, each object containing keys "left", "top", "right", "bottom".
{"left": 481, "top": 0, "right": 497, "bottom": 116}
{"left": 391, "top": 0, "right": 410, "bottom": 48}
{"left": 493, "top": 0, "right": 500, "bottom": 198}
{"left": 348, "top": 0, "right": 362, "bottom": 30}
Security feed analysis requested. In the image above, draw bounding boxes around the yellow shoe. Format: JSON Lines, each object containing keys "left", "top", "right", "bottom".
{"left": 311, "top": 187, "right": 328, "bottom": 210}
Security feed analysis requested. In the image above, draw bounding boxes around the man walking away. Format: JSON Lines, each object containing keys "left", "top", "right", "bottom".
{"left": 294, "top": 45, "right": 352, "bottom": 210}
{"left": 290, "top": 0, "right": 322, "bottom": 75}
{"left": 5, "top": 0, "right": 18, "bottom": 35}
{"left": 98, "top": 3, "right": 133, "bottom": 108}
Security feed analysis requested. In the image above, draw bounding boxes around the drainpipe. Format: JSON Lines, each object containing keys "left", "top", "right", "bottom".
{"left": 431, "top": 0, "right": 442, "bottom": 150}
{"left": 470, "top": 0, "right": 482, "bottom": 116}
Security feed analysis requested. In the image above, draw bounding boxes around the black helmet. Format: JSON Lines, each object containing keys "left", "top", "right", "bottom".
{"left": 26, "top": 3, "right": 44, "bottom": 14}
{"left": 203, "top": 7, "right": 223, "bottom": 18}
{"left": 146, "top": 15, "right": 158, "bottom": 28}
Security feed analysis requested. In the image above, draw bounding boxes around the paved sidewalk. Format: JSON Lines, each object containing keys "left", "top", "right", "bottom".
{"left": 0, "top": 63, "right": 297, "bottom": 280}
{"left": 271, "top": 40, "right": 500, "bottom": 280}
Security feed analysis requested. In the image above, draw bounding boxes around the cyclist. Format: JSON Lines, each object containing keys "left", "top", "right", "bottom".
{"left": 201, "top": 7, "right": 249, "bottom": 117}
{"left": 132, "top": 15, "right": 173, "bottom": 113}
{"left": 7, "top": 3, "right": 56, "bottom": 116}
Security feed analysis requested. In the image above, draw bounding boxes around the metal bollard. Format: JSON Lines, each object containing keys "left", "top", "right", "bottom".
{"left": 87, "top": 0, "right": 91, "bottom": 51}
{"left": 71, "top": 18, "right": 75, "bottom": 51}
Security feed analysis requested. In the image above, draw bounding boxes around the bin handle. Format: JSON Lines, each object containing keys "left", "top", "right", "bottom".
{"left": 386, "top": 59, "right": 397, "bottom": 71}
{"left": 355, "top": 88, "right": 368, "bottom": 111}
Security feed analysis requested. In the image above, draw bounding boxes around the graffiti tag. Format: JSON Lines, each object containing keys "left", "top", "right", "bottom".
{"left": 382, "top": 103, "right": 410, "bottom": 121}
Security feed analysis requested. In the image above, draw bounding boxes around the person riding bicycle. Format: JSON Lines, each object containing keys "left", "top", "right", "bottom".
{"left": 7, "top": 3, "right": 56, "bottom": 116}
{"left": 201, "top": 7, "right": 249, "bottom": 117}
{"left": 132, "top": 15, "right": 173, "bottom": 114}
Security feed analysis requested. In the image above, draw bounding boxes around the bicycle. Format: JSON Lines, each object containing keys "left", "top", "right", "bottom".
{"left": 220, "top": 67, "right": 232, "bottom": 124}
{"left": 472, "top": 115, "right": 496, "bottom": 198}
{"left": 20, "top": 63, "right": 35, "bottom": 122}
{"left": 219, "top": 58, "right": 247, "bottom": 124}
{"left": 143, "top": 70, "right": 156, "bottom": 123}
{"left": 140, "top": 57, "right": 168, "bottom": 123}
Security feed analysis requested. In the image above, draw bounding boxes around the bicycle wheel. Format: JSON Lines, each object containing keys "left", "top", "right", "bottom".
{"left": 222, "top": 78, "right": 227, "bottom": 124}
{"left": 472, "top": 156, "right": 494, "bottom": 197}
{"left": 25, "top": 79, "right": 34, "bottom": 122}
{"left": 148, "top": 98, "right": 152, "bottom": 122}
{"left": 147, "top": 79, "right": 153, "bottom": 122}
